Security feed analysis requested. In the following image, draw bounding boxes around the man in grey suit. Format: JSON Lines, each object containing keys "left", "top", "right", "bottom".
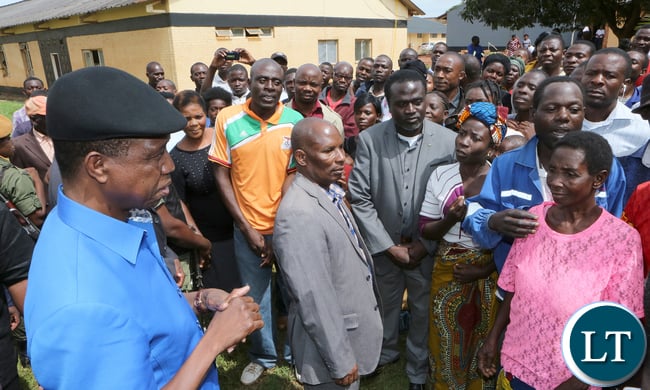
{"left": 348, "top": 69, "right": 457, "bottom": 389}
{"left": 274, "top": 117, "right": 382, "bottom": 389}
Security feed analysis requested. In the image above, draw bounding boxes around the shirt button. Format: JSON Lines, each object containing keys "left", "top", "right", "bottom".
{"left": 366, "top": 275, "right": 371, "bottom": 281}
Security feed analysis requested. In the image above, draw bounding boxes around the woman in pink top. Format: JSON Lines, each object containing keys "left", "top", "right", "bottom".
{"left": 478, "top": 131, "right": 644, "bottom": 389}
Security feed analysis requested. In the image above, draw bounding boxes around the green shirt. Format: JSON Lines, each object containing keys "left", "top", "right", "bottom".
{"left": 0, "top": 157, "right": 42, "bottom": 216}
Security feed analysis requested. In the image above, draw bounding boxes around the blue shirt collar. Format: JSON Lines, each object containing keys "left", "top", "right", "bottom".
{"left": 56, "top": 186, "right": 148, "bottom": 265}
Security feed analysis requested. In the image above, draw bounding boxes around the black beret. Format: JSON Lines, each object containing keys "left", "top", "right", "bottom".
{"left": 47, "top": 66, "right": 187, "bottom": 141}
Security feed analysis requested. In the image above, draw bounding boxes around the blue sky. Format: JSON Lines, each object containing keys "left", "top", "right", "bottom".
{"left": 416, "top": 0, "right": 463, "bottom": 17}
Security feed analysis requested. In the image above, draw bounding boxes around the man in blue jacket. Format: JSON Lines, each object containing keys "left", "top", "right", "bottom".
{"left": 463, "top": 76, "right": 625, "bottom": 273}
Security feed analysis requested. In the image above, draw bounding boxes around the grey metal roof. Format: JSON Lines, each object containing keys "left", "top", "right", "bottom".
{"left": 407, "top": 17, "right": 446, "bottom": 34}
{"left": 0, "top": 0, "right": 150, "bottom": 29}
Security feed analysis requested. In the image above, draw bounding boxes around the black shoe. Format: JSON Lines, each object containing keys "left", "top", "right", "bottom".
{"left": 408, "top": 383, "right": 425, "bottom": 390}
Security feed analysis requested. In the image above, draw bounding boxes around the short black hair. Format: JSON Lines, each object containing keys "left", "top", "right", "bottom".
{"left": 589, "top": 48, "right": 632, "bottom": 79}
{"left": 572, "top": 40, "right": 597, "bottom": 56}
{"left": 462, "top": 54, "right": 481, "bottom": 80}
{"left": 55, "top": 139, "right": 132, "bottom": 180}
{"left": 636, "top": 24, "right": 650, "bottom": 35}
{"left": 284, "top": 67, "right": 297, "bottom": 77}
{"left": 532, "top": 76, "right": 585, "bottom": 109}
{"left": 384, "top": 70, "right": 426, "bottom": 104}
{"left": 482, "top": 53, "right": 511, "bottom": 75}
{"left": 629, "top": 48, "right": 649, "bottom": 70}
{"left": 427, "top": 91, "right": 451, "bottom": 111}
{"left": 23, "top": 76, "right": 44, "bottom": 88}
{"left": 465, "top": 79, "right": 502, "bottom": 104}
{"left": 202, "top": 87, "right": 232, "bottom": 106}
{"left": 353, "top": 93, "right": 382, "bottom": 115}
{"left": 553, "top": 131, "right": 612, "bottom": 175}
{"left": 173, "top": 90, "right": 207, "bottom": 114}
{"left": 228, "top": 64, "right": 248, "bottom": 77}
{"left": 540, "top": 33, "right": 565, "bottom": 49}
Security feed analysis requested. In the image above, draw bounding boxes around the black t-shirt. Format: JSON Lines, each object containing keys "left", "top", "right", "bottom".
{"left": 0, "top": 202, "right": 33, "bottom": 386}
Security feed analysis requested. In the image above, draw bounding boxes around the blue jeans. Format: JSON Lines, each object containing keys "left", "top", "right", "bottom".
{"left": 233, "top": 225, "right": 290, "bottom": 368}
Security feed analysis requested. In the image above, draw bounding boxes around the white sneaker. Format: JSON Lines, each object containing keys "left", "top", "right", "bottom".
{"left": 240, "top": 362, "right": 265, "bottom": 385}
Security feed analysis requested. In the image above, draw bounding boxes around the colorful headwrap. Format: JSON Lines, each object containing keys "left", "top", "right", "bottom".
{"left": 456, "top": 102, "right": 507, "bottom": 145}
{"left": 509, "top": 57, "right": 525, "bottom": 77}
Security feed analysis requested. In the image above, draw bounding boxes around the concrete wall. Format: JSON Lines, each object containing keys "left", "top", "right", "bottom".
{"left": 445, "top": 7, "right": 572, "bottom": 52}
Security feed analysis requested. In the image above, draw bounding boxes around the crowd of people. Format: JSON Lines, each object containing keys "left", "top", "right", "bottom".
{"left": 1, "top": 25, "right": 650, "bottom": 390}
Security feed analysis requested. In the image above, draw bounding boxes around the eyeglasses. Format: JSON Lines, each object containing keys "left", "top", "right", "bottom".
{"left": 333, "top": 73, "right": 353, "bottom": 81}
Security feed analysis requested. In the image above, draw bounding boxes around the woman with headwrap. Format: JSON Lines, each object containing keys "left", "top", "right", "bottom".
{"left": 500, "top": 57, "right": 526, "bottom": 114}
{"left": 419, "top": 102, "right": 507, "bottom": 389}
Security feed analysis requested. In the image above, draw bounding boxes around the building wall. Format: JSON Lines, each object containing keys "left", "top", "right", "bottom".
{"left": 0, "top": 0, "right": 412, "bottom": 92}
{"left": 169, "top": 25, "right": 406, "bottom": 91}
{"left": 66, "top": 28, "right": 174, "bottom": 84}
{"left": 407, "top": 32, "right": 446, "bottom": 50}
{"left": 167, "top": 0, "right": 409, "bottom": 20}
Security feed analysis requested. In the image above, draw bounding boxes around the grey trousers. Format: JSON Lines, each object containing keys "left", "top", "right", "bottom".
{"left": 373, "top": 252, "right": 433, "bottom": 385}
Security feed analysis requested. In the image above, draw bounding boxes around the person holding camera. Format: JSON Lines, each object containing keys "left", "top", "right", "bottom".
{"left": 200, "top": 48, "right": 256, "bottom": 96}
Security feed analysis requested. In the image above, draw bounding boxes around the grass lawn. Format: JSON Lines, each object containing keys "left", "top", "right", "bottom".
{"left": 0, "top": 100, "right": 22, "bottom": 120}
{"left": 18, "top": 332, "right": 409, "bottom": 389}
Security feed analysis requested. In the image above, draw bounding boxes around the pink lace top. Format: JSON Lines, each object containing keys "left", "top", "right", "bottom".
{"left": 499, "top": 202, "right": 644, "bottom": 389}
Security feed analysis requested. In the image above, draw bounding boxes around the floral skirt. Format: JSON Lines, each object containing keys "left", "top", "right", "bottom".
{"left": 428, "top": 240, "right": 498, "bottom": 390}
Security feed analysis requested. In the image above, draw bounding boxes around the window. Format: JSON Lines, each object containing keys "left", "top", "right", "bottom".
{"left": 417, "top": 33, "right": 422, "bottom": 38}
{"left": 82, "top": 49, "right": 104, "bottom": 67}
{"left": 430, "top": 33, "right": 438, "bottom": 38}
{"left": 215, "top": 27, "right": 273, "bottom": 38}
{"left": 441, "top": 33, "right": 447, "bottom": 38}
{"left": 355, "top": 39, "right": 371, "bottom": 61}
{"left": 19, "top": 43, "right": 34, "bottom": 77}
{"left": 0, "top": 45, "right": 7, "bottom": 77}
{"left": 51, "top": 53, "right": 63, "bottom": 80}
{"left": 318, "top": 40, "right": 338, "bottom": 64}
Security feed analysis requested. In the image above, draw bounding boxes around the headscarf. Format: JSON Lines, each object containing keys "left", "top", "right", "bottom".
{"left": 25, "top": 95, "right": 46, "bottom": 116}
{"left": 456, "top": 102, "right": 507, "bottom": 145}
{"left": 509, "top": 57, "right": 525, "bottom": 77}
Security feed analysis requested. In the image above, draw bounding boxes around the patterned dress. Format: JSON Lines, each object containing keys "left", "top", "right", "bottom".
{"left": 420, "top": 162, "right": 497, "bottom": 390}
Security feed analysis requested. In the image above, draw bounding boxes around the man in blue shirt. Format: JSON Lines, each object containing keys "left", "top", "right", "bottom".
{"left": 24, "top": 66, "right": 263, "bottom": 389}
{"left": 463, "top": 77, "right": 625, "bottom": 273}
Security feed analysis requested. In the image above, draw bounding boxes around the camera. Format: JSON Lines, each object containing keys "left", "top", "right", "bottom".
{"left": 225, "top": 51, "right": 240, "bottom": 61}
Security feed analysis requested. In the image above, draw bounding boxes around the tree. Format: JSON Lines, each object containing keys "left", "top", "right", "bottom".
{"left": 460, "top": 0, "right": 650, "bottom": 40}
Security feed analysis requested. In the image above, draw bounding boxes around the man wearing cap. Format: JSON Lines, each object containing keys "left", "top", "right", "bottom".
{"left": 11, "top": 95, "right": 52, "bottom": 183}
{"left": 24, "top": 66, "right": 263, "bottom": 389}
{"left": 0, "top": 115, "right": 47, "bottom": 227}
{"left": 209, "top": 58, "right": 304, "bottom": 385}
{"left": 320, "top": 61, "right": 357, "bottom": 138}
{"left": 271, "top": 52, "right": 288, "bottom": 73}
{"left": 11, "top": 77, "right": 45, "bottom": 138}
{"left": 289, "top": 64, "right": 344, "bottom": 137}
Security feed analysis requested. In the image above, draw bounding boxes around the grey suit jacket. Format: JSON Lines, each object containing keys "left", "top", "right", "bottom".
{"left": 273, "top": 174, "right": 382, "bottom": 385}
{"left": 348, "top": 119, "right": 457, "bottom": 255}
{"left": 11, "top": 130, "right": 51, "bottom": 183}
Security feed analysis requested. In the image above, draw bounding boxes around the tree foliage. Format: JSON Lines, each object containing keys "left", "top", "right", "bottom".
{"left": 460, "top": 0, "right": 650, "bottom": 39}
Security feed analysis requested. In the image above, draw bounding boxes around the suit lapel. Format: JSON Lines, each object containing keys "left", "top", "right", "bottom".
{"left": 295, "top": 175, "right": 369, "bottom": 264}
{"left": 383, "top": 122, "right": 403, "bottom": 200}
{"left": 25, "top": 133, "right": 50, "bottom": 167}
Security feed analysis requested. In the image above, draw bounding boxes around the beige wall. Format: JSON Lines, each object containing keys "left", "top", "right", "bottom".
{"left": 170, "top": 26, "right": 407, "bottom": 91}
{"left": 67, "top": 28, "right": 174, "bottom": 85}
{"left": 168, "top": 0, "right": 408, "bottom": 19}
{"left": 407, "top": 33, "right": 447, "bottom": 51}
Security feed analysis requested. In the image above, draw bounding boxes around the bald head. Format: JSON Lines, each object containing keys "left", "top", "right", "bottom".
{"left": 292, "top": 117, "right": 345, "bottom": 187}
{"left": 398, "top": 48, "right": 419, "bottom": 69}
{"left": 332, "top": 61, "right": 354, "bottom": 93}
{"left": 145, "top": 61, "right": 164, "bottom": 87}
{"left": 250, "top": 58, "right": 282, "bottom": 79}
{"left": 295, "top": 64, "right": 322, "bottom": 105}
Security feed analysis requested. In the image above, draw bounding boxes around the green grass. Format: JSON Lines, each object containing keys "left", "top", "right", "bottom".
{"left": 0, "top": 100, "right": 22, "bottom": 120}
{"left": 18, "top": 332, "right": 409, "bottom": 389}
